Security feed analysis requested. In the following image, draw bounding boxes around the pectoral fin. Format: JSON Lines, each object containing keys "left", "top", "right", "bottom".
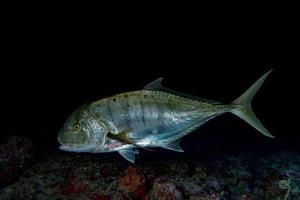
{"left": 159, "top": 139, "right": 184, "bottom": 152}
{"left": 107, "top": 131, "right": 154, "bottom": 152}
{"left": 118, "top": 149, "right": 139, "bottom": 163}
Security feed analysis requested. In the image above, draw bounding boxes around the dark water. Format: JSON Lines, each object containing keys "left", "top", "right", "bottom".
{"left": 1, "top": 63, "right": 299, "bottom": 199}
{"left": 1, "top": 13, "right": 299, "bottom": 198}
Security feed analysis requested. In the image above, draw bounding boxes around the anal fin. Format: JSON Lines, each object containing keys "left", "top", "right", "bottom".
{"left": 159, "top": 139, "right": 184, "bottom": 152}
{"left": 118, "top": 149, "right": 139, "bottom": 163}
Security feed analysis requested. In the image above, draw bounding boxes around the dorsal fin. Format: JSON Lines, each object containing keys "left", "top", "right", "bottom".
{"left": 144, "top": 77, "right": 164, "bottom": 90}
{"left": 143, "top": 78, "right": 220, "bottom": 104}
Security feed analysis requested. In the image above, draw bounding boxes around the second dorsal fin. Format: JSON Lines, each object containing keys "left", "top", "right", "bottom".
{"left": 143, "top": 77, "right": 220, "bottom": 104}
{"left": 144, "top": 77, "right": 164, "bottom": 90}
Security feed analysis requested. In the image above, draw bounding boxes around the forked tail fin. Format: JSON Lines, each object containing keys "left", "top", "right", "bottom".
{"left": 231, "top": 69, "right": 274, "bottom": 138}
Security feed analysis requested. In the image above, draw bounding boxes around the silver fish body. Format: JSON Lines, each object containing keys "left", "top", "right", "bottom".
{"left": 91, "top": 91, "right": 230, "bottom": 150}
{"left": 58, "top": 71, "right": 274, "bottom": 163}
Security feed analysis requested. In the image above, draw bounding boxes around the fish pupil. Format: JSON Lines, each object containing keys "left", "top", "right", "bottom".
{"left": 73, "top": 123, "right": 80, "bottom": 132}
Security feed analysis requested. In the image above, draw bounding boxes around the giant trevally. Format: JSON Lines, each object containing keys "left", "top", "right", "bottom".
{"left": 58, "top": 70, "right": 273, "bottom": 163}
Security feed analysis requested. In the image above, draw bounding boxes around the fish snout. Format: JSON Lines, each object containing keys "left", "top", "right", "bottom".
{"left": 58, "top": 129, "right": 65, "bottom": 145}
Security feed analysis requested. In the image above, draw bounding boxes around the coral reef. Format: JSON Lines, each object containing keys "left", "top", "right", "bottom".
{"left": 0, "top": 137, "right": 299, "bottom": 199}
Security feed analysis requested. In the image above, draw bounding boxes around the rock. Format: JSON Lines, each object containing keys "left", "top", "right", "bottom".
{"left": 177, "top": 177, "right": 209, "bottom": 198}
{"left": 0, "top": 136, "right": 34, "bottom": 188}
{"left": 166, "top": 160, "right": 189, "bottom": 176}
{"left": 60, "top": 177, "right": 88, "bottom": 195}
{"left": 91, "top": 194, "right": 111, "bottom": 200}
{"left": 150, "top": 177, "right": 183, "bottom": 200}
{"left": 189, "top": 192, "right": 223, "bottom": 200}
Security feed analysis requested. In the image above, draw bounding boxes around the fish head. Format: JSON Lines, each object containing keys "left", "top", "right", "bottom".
{"left": 58, "top": 105, "right": 108, "bottom": 152}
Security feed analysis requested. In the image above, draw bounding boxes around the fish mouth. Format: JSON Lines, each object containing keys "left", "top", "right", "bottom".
{"left": 59, "top": 143, "right": 82, "bottom": 149}
{"left": 59, "top": 144, "right": 93, "bottom": 153}
{"left": 59, "top": 145, "right": 72, "bottom": 151}
{"left": 58, "top": 132, "right": 82, "bottom": 149}
{"left": 59, "top": 144, "right": 82, "bottom": 151}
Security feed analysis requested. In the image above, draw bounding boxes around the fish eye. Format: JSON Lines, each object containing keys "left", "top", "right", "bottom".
{"left": 72, "top": 122, "right": 81, "bottom": 132}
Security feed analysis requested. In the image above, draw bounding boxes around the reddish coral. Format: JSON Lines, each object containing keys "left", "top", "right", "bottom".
{"left": 119, "top": 167, "right": 147, "bottom": 199}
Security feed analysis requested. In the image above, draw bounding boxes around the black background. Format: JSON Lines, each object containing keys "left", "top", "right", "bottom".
{"left": 1, "top": 8, "right": 298, "bottom": 156}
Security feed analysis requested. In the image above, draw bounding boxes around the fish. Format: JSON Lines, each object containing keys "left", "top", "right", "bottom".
{"left": 58, "top": 70, "right": 274, "bottom": 163}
